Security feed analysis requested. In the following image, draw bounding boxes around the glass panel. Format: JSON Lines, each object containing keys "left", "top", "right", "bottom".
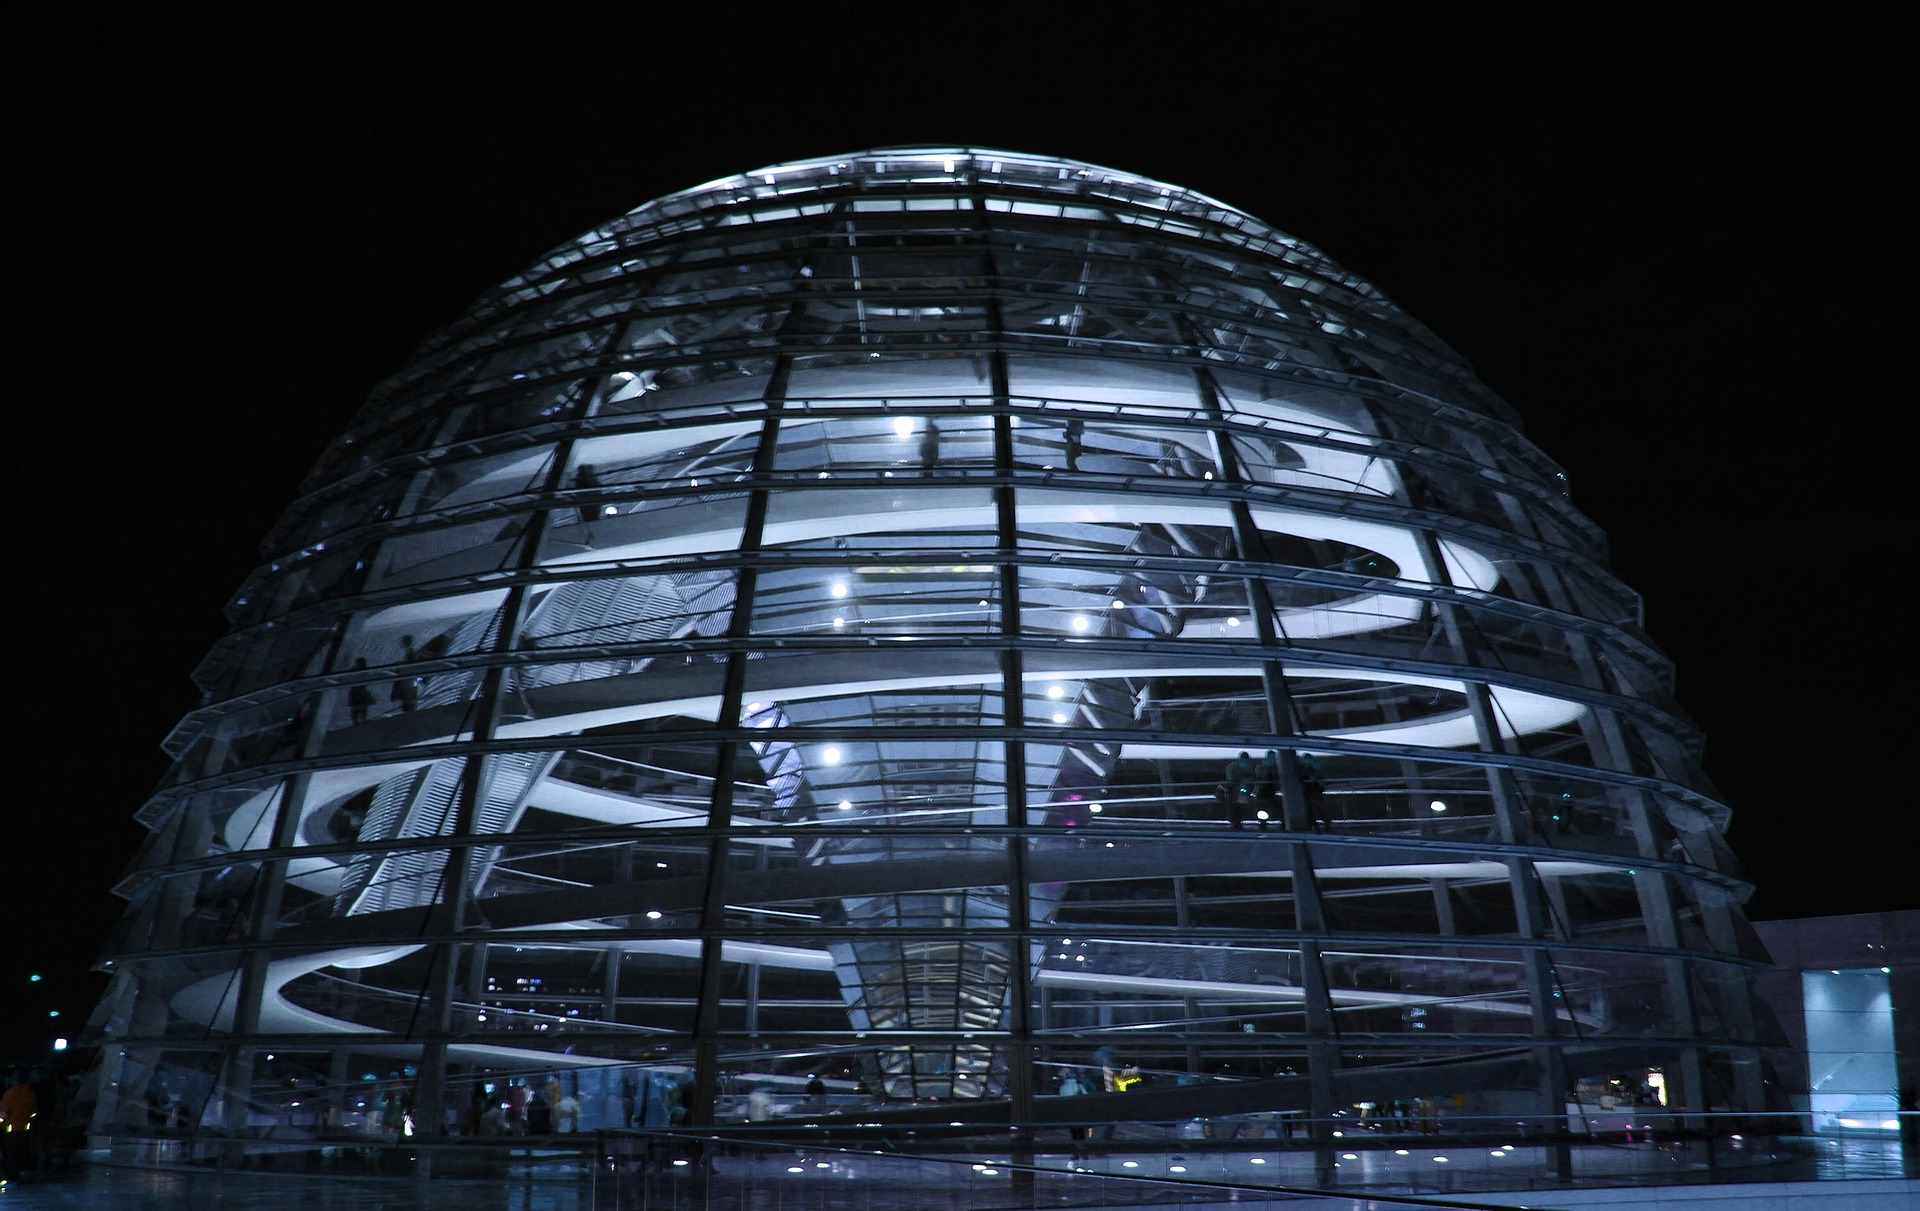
{"left": 568, "top": 420, "right": 761, "bottom": 491}
{"left": 1549, "top": 870, "right": 1651, "bottom": 943}
{"left": 783, "top": 352, "right": 990, "bottom": 402}
{"left": 372, "top": 516, "right": 531, "bottom": 590}
{"left": 204, "top": 693, "right": 317, "bottom": 775}
{"left": 398, "top": 446, "right": 557, "bottom": 515}
{"left": 1011, "top": 417, "right": 1218, "bottom": 479}
{"left": 204, "top": 618, "right": 335, "bottom": 699}
{"left": 1211, "top": 366, "right": 1377, "bottom": 435}
{"left": 760, "top": 485, "right": 995, "bottom": 550}
{"left": 1006, "top": 354, "right": 1204, "bottom": 414}
{"left": 1038, "top": 739, "right": 1261, "bottom": 833}
{"left": 341, "top": 589, "right": 511, "bottom": 665}
{"left": 537, "top": 491, "right": 748, "bottom": 566}
{"left": 597, "top": 360, "right": 774, "bottom": 418}
{"left": 1033, "top": 937, "right": 1310, "bottom": 1038}
{"left": 771, "top": 413, "right": 995, "bottom": 476}
{"left": 518, "top": 569, "right": 736, "bottom": 651}
{"left": 1020, "top": 565, "right": 1256, "bottom": 641}
{"left": 1228, "top": 428, "right": 1399, "bottom": 498}
{"left": 1299, "top": 753, "right": 1501, "bottom": 843}
{"left": 501, "top": 654, "right": 726, "bottom": 736}
{"left": 1017, "top": 489, "right": 1237, "bottom": 557}
{"left": 1323, "top": 942, "right": 1538, "bottom": 1037}
{"left": 750, "top": 563, "right": 998, "bottom": 637}
{"left": 543, "top": 739, "right": 726, "bottom": 829}
{"left": 732, "top": 724, "right": 1008, "bottom": 828}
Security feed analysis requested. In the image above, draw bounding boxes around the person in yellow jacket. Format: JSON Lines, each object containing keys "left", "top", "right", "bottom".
{"left": 0, "top": 1070, "right": 37, "bottom": 1179}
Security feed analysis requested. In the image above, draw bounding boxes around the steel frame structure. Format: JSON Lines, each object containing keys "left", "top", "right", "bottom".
{"left": 86, "top": 148, "right": 1769, "bottom": 1140}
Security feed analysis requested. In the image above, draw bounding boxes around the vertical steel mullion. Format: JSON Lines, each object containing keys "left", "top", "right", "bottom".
{"left": 412, "top": 381, "right": 590, "bottom": 1143}
{"left": 1197, "top": 367, "right": 1319, "bottom": 834}
{"left": 991, "top": 342, "right": 1035, "bottom": 1126}
{"left": 1412, "top": 525, "right": 1567, "bottom": 1113}
{"left": 690, "top": 359, "right": 790, "bottom": 1125}
{"left": 979, "top": 228, "right": 1035, "bottom": 1123}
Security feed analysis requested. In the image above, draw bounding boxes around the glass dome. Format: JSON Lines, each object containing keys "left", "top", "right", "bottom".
{"left": 85, "top": 148, "right": 1768, "bottom": 1142}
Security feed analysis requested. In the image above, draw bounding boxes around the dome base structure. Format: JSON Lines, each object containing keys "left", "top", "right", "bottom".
{"left": 82, "top": 149, "right": 1773, "bottom": 1152}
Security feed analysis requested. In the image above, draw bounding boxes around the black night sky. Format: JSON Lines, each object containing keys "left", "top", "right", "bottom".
{"left": 12, "top": 11, "right": 1907, "bottom": 1048}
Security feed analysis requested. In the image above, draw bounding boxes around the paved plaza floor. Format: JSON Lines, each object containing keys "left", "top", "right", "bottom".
{"left": 0, "top": 1136, "right": 1907, "bottom": 1210}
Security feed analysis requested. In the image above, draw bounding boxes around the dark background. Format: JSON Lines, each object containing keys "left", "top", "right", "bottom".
{"left": 11, "top": 9, "right": 1906, "bottom": 1050}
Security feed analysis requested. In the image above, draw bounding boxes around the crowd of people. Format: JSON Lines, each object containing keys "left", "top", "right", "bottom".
{"left": 1216, "top": 750, "right": 1327, "bottom": 831}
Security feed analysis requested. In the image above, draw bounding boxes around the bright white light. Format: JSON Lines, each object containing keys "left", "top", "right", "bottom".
{"left": 1121, "top": 1161, "right": 1139, "bottom": 1168}
{"left": 1227, "top": 616, "right": 1241, "bottom": 627}
{"left": 52, "top": 1038, "right": 67, "bottom": 1052}
{"left": 673, "top": 1159, "right": 689, "bottom": 1167}
{"left": 1088, "top": 803, "right": 1102, "bottom": 813}
{"left": 833, "top": 617, "right": 845, "bottom": 629}
{"left": 1052, "top": 712, "right": 1068, "bottom": 724}
{"left": 822, "top": 746, "right": 843, "bottom": 765}
{"left": 943, "top": 158, "right": 956, "bottom": 173}
{"left": 1070, "top": 615, "right": 1090, "bottom": 632}
{"left": 1342, "top": 1153, "right": 1357, "bottom": 1160}
{"left": 830, "top": 582, "right": 849, "bottom": 598}
{"left": 838, "top": 800, "right": 853, "bottom": 811}
{"left": 787, "top": 1166, "right": 805, "bottom": 1173}
{"left": 646, "top": 910, "right": 662, "bottom": 920}
{"left": 601, "top": 505, "right": 618, "bottom": 517}
{"left": 1249, "top": 1157, "right": 1265, "bottom": 1164}
{"left": 1433, "top": 1156, "right": 1449, "bottom": 1163}
{"left": 979, "top": 1168, "right": 998, "bottom": 1176}
{"left": 1169, "top": 1165, "right": 1186, "bottom": 1173}
{"left": 892, "top": 416, "right": 915, "bottom": 438}
{"left": 1394, "top": 1149, "right": 1409, "bottom": 1155}
{"left": 1429, "top": 800, "right": 1448, "bottom": 812}
{"left": 816, "top": 1162, "right": 830, "bottom": 1169}
{"left": 1046, "top": 685, "right": 1064, "bottom": 699}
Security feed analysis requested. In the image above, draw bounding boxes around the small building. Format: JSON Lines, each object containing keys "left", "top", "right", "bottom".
{"left": 1751, "top": 910, "right": 1919, "bottom": 1134}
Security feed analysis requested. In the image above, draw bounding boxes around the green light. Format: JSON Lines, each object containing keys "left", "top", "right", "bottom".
{"left": 27, "top": 975, "right": 40, "bottom": 983}
{"left": 47, "top": 1010, "right": 59, "bottom": 1018}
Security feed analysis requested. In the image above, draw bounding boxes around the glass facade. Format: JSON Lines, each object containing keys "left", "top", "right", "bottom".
{"left": 83, "top": 148, "right": 1770, "bottom": 1138}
